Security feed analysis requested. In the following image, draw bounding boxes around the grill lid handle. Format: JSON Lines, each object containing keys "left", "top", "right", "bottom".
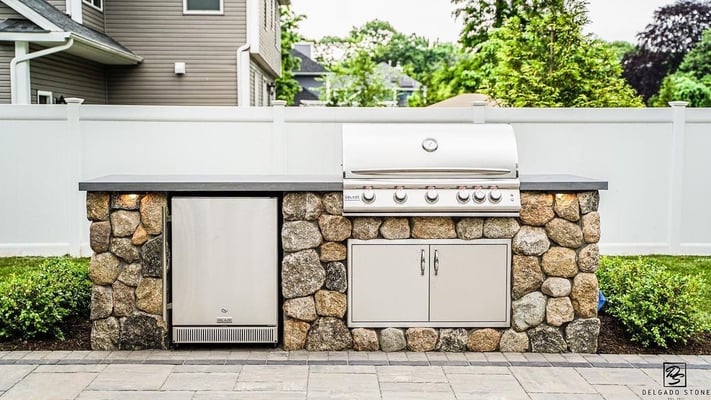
{"left": 350, "top": 167, "right": 512, "bottom": 176}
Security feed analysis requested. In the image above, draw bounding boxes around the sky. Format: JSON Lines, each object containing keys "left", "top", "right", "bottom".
{"left": 290, "top": 0, "right": 673, "bottom": 45}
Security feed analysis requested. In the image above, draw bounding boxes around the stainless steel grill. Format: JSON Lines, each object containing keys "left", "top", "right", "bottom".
{"left": 342, "top": 123, "right": 521, "bottom": 216}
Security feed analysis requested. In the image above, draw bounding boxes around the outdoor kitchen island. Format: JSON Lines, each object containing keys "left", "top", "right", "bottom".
{"left": 79, "top": 174, "right": 607, "bottom": 353}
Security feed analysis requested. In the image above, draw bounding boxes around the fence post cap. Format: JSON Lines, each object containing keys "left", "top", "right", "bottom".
{"left": 668, "top": 101, "right": 689, "bottom": 108}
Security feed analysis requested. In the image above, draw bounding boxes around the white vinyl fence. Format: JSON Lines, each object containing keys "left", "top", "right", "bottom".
{"left": 0, "top": 102, "right": 709, "bottom": 256}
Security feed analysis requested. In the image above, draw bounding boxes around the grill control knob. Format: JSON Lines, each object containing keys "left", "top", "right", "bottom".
{"left": 473, "top": 188, "right": 487, "bottom": 203}
{"left": 489, "top": 187, "right": 502, "bottom": 203}
{"left": 456, "top": 189, "right": 470, "bottom": 203}
{"left": 394, "top": 188, "right": 407, "bottom": 203}
{"left": 425, "top": 188, "right": 439, "bottom": 203}
{"left": 362, "top": 188, "right": 376, "bottom": 203}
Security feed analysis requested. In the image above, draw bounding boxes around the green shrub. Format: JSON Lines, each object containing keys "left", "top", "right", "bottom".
{"left": 598, "top": 257, "right": 706, "bottom": 348}
{"left": 0, "top": 257, "right": 91, "bottom": 340}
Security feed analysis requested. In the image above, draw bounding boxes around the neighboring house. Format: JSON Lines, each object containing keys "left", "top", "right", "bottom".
{"left": 375, "top": 62, "right": 423, "bottom": 107}
{"left": 0, "top": 0, "right": 286, "bottom": 105}
{"left": 291, "top": 42, "right": 327, "bottom": 106}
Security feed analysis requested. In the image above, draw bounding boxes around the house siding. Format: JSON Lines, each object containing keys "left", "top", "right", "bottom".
{"left": 29, "top": 45, "right": 107, "bottom": 104}
{"left": 103, "top": 0, "right": 247, "bottom": 105}
{"left": 0, "top": 3, "right": 23, "bottom": 19}
{"left": 0, "top": 43, "right": 12, "bottom": 104}
{"left": 255, "top": 0, "right": 280, "bottom": 77}
{"left": 249, "top": 60, "right": 272, "bottom": 106}
{"left": 82, "top": 3, "right": 105, "bottom": 33}
{"left": 46, "top": 0, "right": 66, "bottom": 13}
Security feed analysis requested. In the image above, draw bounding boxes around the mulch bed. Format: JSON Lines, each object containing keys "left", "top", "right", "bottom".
{"left": 0, "top": 315, "right": 91, "bottom": 351}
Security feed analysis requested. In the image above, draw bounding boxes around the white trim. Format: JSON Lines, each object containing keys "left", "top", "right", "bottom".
{"left": 0, "top": 32, "right": 70, "bottom": 42}
{"left": 247, "top": 0, "right": 259, "bottom": 53}
{"left": 82, "top": 0, "right": 102, "bottom": 12}
{"left": 1, "top": 0, "right": 61, "bottom": 31}
{"left": 237, "top": 43, "right": 251, "bottom": 107}
{"left": 70, "top": 33, "right": 143, "bottom": 63}
{"left": 37, "top": 90, "right": 54, "bottom": 104}
{"left": 67, "top": 0, "right": 84, "bottom": 23}
{"left": 183, "top": 0, "right": 224, "bottom": 15}
{"left": 11, "top": 38, "right": 74, "bottom": 104}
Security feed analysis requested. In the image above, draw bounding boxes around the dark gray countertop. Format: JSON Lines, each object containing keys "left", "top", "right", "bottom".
{"left": 79, "top": 174, "right": 607, "bottom": 192}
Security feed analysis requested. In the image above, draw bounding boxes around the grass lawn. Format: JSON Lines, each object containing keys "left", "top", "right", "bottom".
{"left": 0, "top": 256, "right": 89, "bottom": 279}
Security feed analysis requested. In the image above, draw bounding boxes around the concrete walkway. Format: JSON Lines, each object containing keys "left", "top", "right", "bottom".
{"left": 0, "top": 350, "right": 710, "bottom": 399}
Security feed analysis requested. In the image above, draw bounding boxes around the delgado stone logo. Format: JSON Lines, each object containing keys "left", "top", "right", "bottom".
{"left": 663, "top": 362, "right": 686, "bottom": 388}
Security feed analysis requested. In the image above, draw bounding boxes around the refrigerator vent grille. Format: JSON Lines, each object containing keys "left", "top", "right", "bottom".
{"left": 173, "top": 327, "right": 277, "bottom": 344}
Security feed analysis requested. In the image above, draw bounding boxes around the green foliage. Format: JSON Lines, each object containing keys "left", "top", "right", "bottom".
{"left": 0, "top": 257, "right": 91, "bottom": 341}
{"left": 678, "top": 29, "right": 711, "bottom": 79}
{"left": 274, "top": 6, "right": 304, "bottom": 105}
{"left": 322, "top": 50, "right": 390, "bottom": 106}
{"left": 597, "top": 257, "right": 707, "bottom": 348}
{"left": 653, "top": 73, "right": 711, "bottom": 107}
{"left": 607, "top": 41, "right": 634, "bottom": 63}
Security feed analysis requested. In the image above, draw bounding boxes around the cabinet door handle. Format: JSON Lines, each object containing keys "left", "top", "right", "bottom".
{"left": 420, "top": 249, "right": 426, "bottom": 276}
{"left": 434, "top": 249, "right": 440, "bottom": 276}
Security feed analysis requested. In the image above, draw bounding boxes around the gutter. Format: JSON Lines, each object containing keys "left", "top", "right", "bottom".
{"left": 237, "top": 43, "right": 251, "bottom": 107}
{"left": 10, "top": 37, "right": 74, "bottom": 104}
{"left": 70, "top": 34, "right": 143, "bottom": 64}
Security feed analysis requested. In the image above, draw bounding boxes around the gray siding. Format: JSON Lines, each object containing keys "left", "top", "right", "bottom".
{"left": 256, "top": 0, "right": 280, "bottom": 77}
{"left": 29, "top": 45, "right": 107, "bottom": 104}
{"left": 104, "top": 0, "right": 247, "bottom": 105}
{"left": 0, "top": 3, "right": 23, "bottom": 19}
{"left": 82, "top": 3, "right": 105, "bottom": 32}
{"left": 0, "top": 43, "right": 12, "bottom": 104}
{"left": 46, "top": 0, "right": 66, "bottom": 12}
{"left": 249, "top": 60, "right": 271, "bottom": 106}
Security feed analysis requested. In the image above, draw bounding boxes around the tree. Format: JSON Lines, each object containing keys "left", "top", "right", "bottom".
{"left": 274, "top": 7, "right": 304, "bottom": 105}
{"left": 322, "top": 50, "right": 390, "bottom": 106}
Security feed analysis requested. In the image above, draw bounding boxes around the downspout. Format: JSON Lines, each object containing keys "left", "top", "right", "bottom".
{"left": 10, "top": 37, "right": 74, "bottom": 104}
{"left": 237, "top": 43, "right": 251, "bottom": 107}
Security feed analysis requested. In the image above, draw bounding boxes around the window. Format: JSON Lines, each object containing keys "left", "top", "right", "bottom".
{"left": 37, "top": 91, "right": 54, "bottom": 105}
{"left": 82, "top": 0, "right": 102, "bottom": 11}
{"left": 184, "top": 0, "right": 223, "bottom": 14}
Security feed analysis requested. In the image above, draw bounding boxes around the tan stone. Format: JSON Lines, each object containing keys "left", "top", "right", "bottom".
{"left": 111, "top": 193, "right": 141, "bottom": 210}
{"left": 554, "top": 194, "right": 581, "bottom": 222}
{"left": 131, "top": 224, "right": 148, "bottom": 246}
{"left": 140, "top": 193, "right": 166, "bottom": 235}
{"left": 110, "top": 238, "right": 140, "bottom": 263}
{"left": 90, "top": 285, "right": 113, "bottom": 320}
{"left": 512, "top": 255, "right": 543, "bottom": 300}
{"left": 541, "top": 247, "right": 578, "bottom": 278}
{"left": 318, "top": 215, "right": 352, "bottom": 242}
{"left": 90, "top": 221, "right": 111, "bottom": 253}
{"left": 352, "top": 328, "right": 379, "bottom": 351}
{"left": 456, "top": 218, "right": 483, "bottom": 240}
{"left": 282, "top": 221, "right": 323, "bottom": 252}
{"left": 320, "top": 242, "right": 347, "bottom": 262}
{"left": 314, "top": 290, "right": 347, "bottom": 318}
{"left": 405, "top": 328, "right": 438, "bottom": 352}
{"left": 283, "top": 296, "right": 317, "bottom": 322}
{"left": 283, "top": 193, "right": 323, "bottom": 221}
{"left": 577, "top": 191, "right": 599, "bottom": 214}
{"left": 541, "top": 277, "right": 572, "bottom": 297}
{"left": 112, "top": 281, "right": 135, "bottom": 317}
{"left": 499, "top": 329, "right": 529, "bottom": 352}
{"left": 91, "top": 317, "right": 119, "bottom": 350}
{"left": 467, "top": 329, "right": 501, "bottom": 352}
{"left": 89, "top": 253, "right": 121, "bottom": 285}
{"left": 546, "top": 297, "right": 575, "bottom": 327}
{"left": 411, "top": 217, "right": 456, "bottom": 239}
{"left": 87, "top": 192, "right": 110, "bottom": 221}
{"left": 519, "top": 193, "right": 554, "bottom": 226}
{"left": 136, "top": 278, "right": 162, "bottom": 315}
{"left": 351, "top": 218, "right": 382, "bottom": 240}
{"left": 545, "top": 218, "right": 583, "bottom": 249}
{"left": 483, "top": 218, "right": 520, "bottom": 239}
{"left": 380, "top": 218, "right": 410, "bottom": 239}
{"left": 322, "top": 192, "right": 343, "bottom": 215}
{"left": 283, "top": 319, "right": 310, "bottom": 350}
{"left": 578, "top": 244, "right": 600, "bottom": 273}
{"left": 117, "top": 263, "right": 142, "bottom": 287}
{"left": 582, "top": 212, "right": 600, "bottom": 243}
{"left": 571, "top": 273, "right": 599, "bottom": 318}
{"left": 512, "top": 226, "right": 550, "bottom": 256}
{"left": 110, "top": 210, "right": 141, "bottom": 238}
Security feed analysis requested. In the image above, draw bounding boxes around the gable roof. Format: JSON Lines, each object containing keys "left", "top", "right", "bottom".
{"left": 292, "top": 49, "right": 327, "bottom": 75}
{"left": 0, "top": 18, "right": 45, "bottom": 32}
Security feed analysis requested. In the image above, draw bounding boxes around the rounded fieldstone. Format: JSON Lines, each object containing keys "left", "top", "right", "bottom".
{"left": 90, "top": 221, "right": 111, "bottom": 253}
{"left": 305, "top": 317, "right": 353, "bottom": 351}
{"left": 545, "top": 219, "right": 584, "bottom": 249}
{"left": 546, "top": 297, "right": 575, "bottom": 327}
{"left": 411, "top": 217, "right": 456, "bottom": 239}
{"left": 512, "top": 291, "right": 546, "bottom": 331}
{"left": 322, "top": 192, "right": 343, "bottom": 215}
{"left": 87, "top": 192, "right": 110, "bottom": 221}
{"left": 578, "top": 244, "right": 600, "bottom": 273}
{"left": 467, "top": 329, "right": 502, "bottom": 352}
{"left": 577, "top": 191, "right": 599, "bottom": 214}
{"left": 111, "top": 193, "right": 141, "bottom": 210}
{"left": 118, "top": 263, "right": 142, "bottom": 287}
{"left": 110, "top": 238, "right": 140, "bottom": 263}
{"left": 571, "top": 273, "right": 599, "bottom": 318}
{"left": 282, "top": 221, "right": 323, "bottom": 252}
{"left": 541, "top": 247, "right": 578, "bottom": 278}
{"left": 119, "top": 314, "right": 167, "bottom": 350}
{"left": 110, "top": 210, "right": 141, "bottom": 238}
{"left": 90, "top": 285, "right": 113, "bottom": 320}
{"left": 320, "top": 242, "right": 346, "bottom": 262}
{"left": 436, "top": 328, "right": 468, "bottom": 352}
{"left": 282, "top": 250, "right": 325, "bottom": 299}
{"left": 283, "top": 296, "right": 317, "bottom": 322}
{"left": 512, "top": 226, "right": 550, "bottom": 256}
{"left": 283, "top": 192, "right": 324, "bottom": 221}
{"left": 380, "top": 218, "right": 411, "bottom": 239}
{"left": 554, "top": 194, "right": 580, "bottom": 222}
{"left": 406, "top": 328, "right": 438, "bottom": 352}
{"left": 89, "top": 253, "right": 121, "bottom": 285}
{"left": 352, "top": 218, "right": 382, "bottom": 240}
{"left": 136, "top": 278, "right": 162, "bottom": 315}
{"left": 141, "top": 236, "right": 163, "bottom": 278}
{"left": 565, "top": 318, "right": 601, "bottom": 353}
{"left": 541, "top": 277, "right": 572, "bottom": 297}
{"left": 379, "top": 328, "right": 406, "bottom": 352}
{"left": 318, "top": 215, "right": 352, "bottom": 242}
{"left": 483, "top": 218, "right": 520, "bottom": 239}
{"left": 91, "top": 317, "right": 119, "bottom": 350}
{"left": 131, "top": 224, "right": 148, "bottom": 246}
{"left": 528, "top": 324, "right": 567, "bottom": 353}
{"left": 582, "top": 212, "right": 601, "bottom": 243}
{"left": 112, "top": 281, "right": 135, "bottom": 317}
{"left": 314, "top": 290, "right": 347, "bottom": 318}
{"left": 499, "top": 329, "right": 529, "bottom": 352}
{"left": 325, "top": 262, "right": 347, "bottom": 293}
{"left": 352, "top": 328, "right": 379, "bottom": 351}
{"left": 456, "top": 218, "right": 484, "bottom": 240}
{"left": 519, "top": 193, "right": 554, "bottom": 226}
{"left": 283, "top": 318, "right": 311, "bottom": 350}
{"left": 140, "top": 193, "right": 166, "bottom": 235}
{"left": 512, "top": 255, "right": 543, "bottom": 300}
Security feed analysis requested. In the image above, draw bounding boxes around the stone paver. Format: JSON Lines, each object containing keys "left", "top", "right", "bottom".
{"left": 511, "top": 366, "right": 598, "bottom": 394}
{"left": 77, "top": 391, "right": 195, "bottom": 400}
{"left": 0, "top": 365, "right": 35, "bottom": 391}
{"left": 593, "top": 384, "right": 642, "bottom": 400}
{"left": 88, "top": 364, "right": 173, "bottom": 390}
{"left": 162, "top": 372, "right": 238, "bottom": 390}
{"left": 1, "top": 372, "right": 95, "bottom": 400}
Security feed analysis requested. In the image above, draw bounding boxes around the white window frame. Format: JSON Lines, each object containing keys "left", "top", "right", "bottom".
{"left": 37, "top": 90, "right": 54, "bottom": 104}
{"left": 183, "top": 0, "right": 224, "bottom": 15}
{"left": 82, "top": 0, "right": 102, "bottom": 12}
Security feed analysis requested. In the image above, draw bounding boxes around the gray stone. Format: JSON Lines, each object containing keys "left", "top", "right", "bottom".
{"left": 519, "top": 193, "right": 554, "bottom": 226}
{"left": 456, "top": 218, "right": 484, "bottom": 240}
{"left": 305, "top": 317, "right": 353, "bottom": 351}
{"left": 136, "top": 278, "right": 162, "bottom": 315}
{"left": 324, "top": 262, "right": 347, "bottom": 293}
{"left": 90, "top": 221, "right": 111, "bottom": 253}
{"left": 112, "top": 281, "right": 135, "bottom": 317}
{"left": 512, "top": 291, "right": 546, "bottom": 331}
{"left": 406, "top": 328, "right": 438, "bottom": 352}
{"left": 90, "top": 285, "right": 113, "bottom": 320}
{"left": 512, "top": 226, "right": 550, "bottom": 256}
{"left": 318, "top": 215, "right": 352, "bottom": 242}
{"left": 319, "top": 242, "right": 346, "bottom": 262}
{"left": 120, "top": 314, "right": 167, "bottom": 350}
{"left": 380, "top": 218, "right": 411, "bottom": 239}
{"left": 436, "top": 328, "right": 468, "bottom": 352}
{"left": 546, "top": 219, "right": 584, "bottom": 249}
{"left": 110, "top": 210, "right": 140, "bottom": 238}
{"left": 351, "top": 218, "right": 382, "bottom": 240}
{"left": 91, "top": 317, "right": 119, "bottom": 350}
{"left": 352, "top": 328, "right": 379, "bottom": 351}
{"left": 86, "top": 192, "right": 109, "bottom": 221}
{"left": 140, "top": 193, "right": 167, "bottom": 235}
{"left": 546, "top": 297, "right": 575, "bottom": 327}
{"left": 541, "top": 277, "right": 572, "bottom": 297}
{"left": 411, "top": 217, "right": 456, "bottom": 239}
{"left": 283, "top": 296, "right": 317, "bottom": 322}
{"left": 467, "top": 329, "right": 501, "bottom": 352}
{"left": 578, "top": 244, "right": 600, "bottom": 273}
{"left": 314, "top": 290, "right": 347, "bottom": 318}
{"left": 131, "top": 224, "right": 148, "bottom": 246}
{"left": 283, "top": 319, "right": 310, "bottom": 350}
{"left": 118, "top": 263, "right": 142, "bottom": 287}
{"left": 582, "top": 212, "right": 601, "bottom": 243}
{"left": 554, "top": 194, "right": 580, "bottom": 222}
{"left": 379, "top": 328, "right": 406, "bottom": 352}
{"left": 282, "top": 221, "right": 323, "bottom": 252}
{"left": 281, "top": 249, "right": 325, "bottom": 299}
{"left": 578, "top": 191, "right": 600, "bottom": 214}
{"left": 89, "top": 253, "right": 121, "bottom": 285}
{"left": 499, "top": 329, "right": 529, "bottom": 352}
{"left": 528, "top": 324, "right": 567, "bottom": 353}
{"left": 512, "top": 255, "right": 543, "bottom": 300}
{"left": 141, "top": 236, "right": 163, "bottom": 278}
{"left": 110, "top": 238, "right": 140, "bottom": 263}
{"left": 283, "top": 192, "right": 323, "bottom": 221}
{"left": 111, "top": 193, "right": 141, "bottom": 210}
{"left": 321, "top": 192, "right": 343, "bottom": 216}
{"left": 565, "top": 318, "right": 601, "bottom": 353}
{"left": 571, "top": 273, "right": 599, "bottom": 318}
{"left": 541, "top": 247, "right": 578, "bottom": 278}
{"left": 483, "top": 218, "right": 520, "bottom": 239}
